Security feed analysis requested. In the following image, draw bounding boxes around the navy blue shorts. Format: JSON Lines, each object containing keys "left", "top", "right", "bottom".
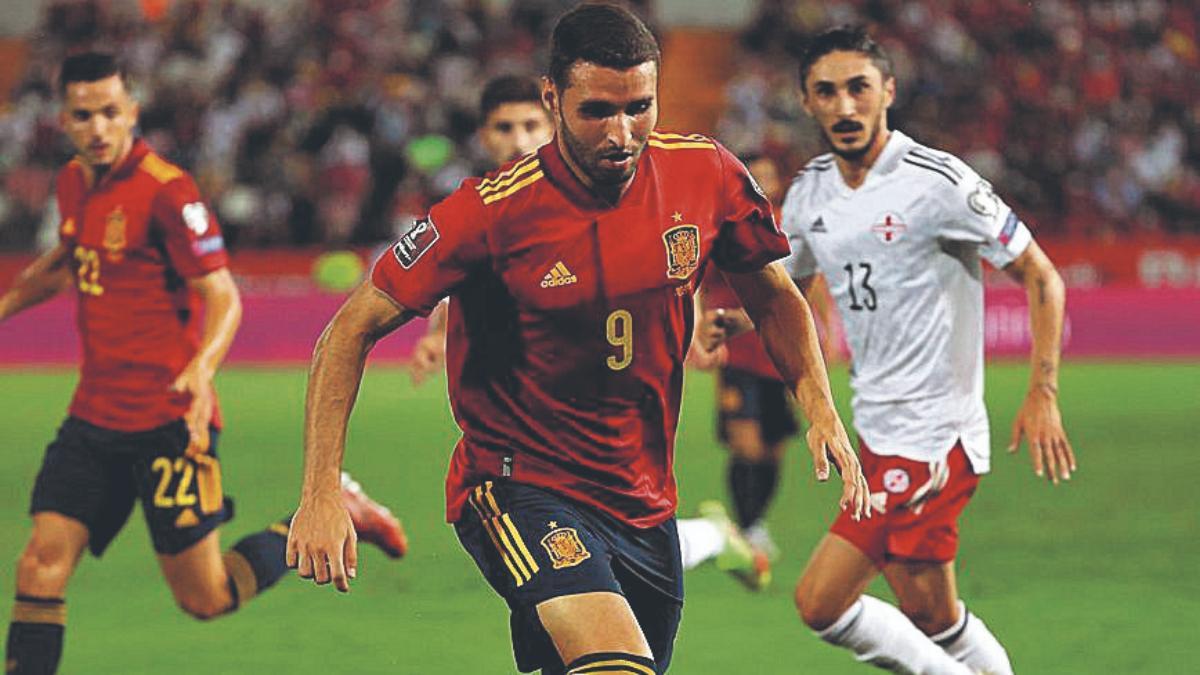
{"left": 29, "top": 417, "right": 233, "bottom": 556}
{"left": 454, "top": 480, "right": 683, "bottom": 674}
{"left": 717, "top": 367, "right": 799, "bottom": 446}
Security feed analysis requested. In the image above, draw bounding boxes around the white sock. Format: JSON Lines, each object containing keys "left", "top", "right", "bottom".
{"left": 676, "top": 518, "right": 725, "bottom": 570}
{"left": 817, "top": 596, "right": 974, "bottom": 674}
{"left": 932, "top": 601, "right": 1013, "bottom": 675}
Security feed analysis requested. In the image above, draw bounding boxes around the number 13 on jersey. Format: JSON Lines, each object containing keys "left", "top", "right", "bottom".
{"left": 606, "top": 309, "right": 633, "bottom": 371}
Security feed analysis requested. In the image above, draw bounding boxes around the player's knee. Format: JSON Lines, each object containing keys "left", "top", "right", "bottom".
{"left": 726, "top": 427, "right": 767, "bottom": 462}
{"left": 15, "top": 543, "right": 74, "bottom": 594}
{"left": 564, "top": 651, "right": 656, "bottom": 674}
{"left": 794, "top": 579, "right": 841, "bottom": 631}
{"left": 175, "top": 591, "right": 231, "bottom": 621}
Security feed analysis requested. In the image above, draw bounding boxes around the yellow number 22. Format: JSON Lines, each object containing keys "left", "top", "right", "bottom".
{"left": 73, "top": 247, "right": 103, "bottom": 296}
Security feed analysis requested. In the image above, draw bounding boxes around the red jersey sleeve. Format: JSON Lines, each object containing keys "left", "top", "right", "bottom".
{"left": 370, "top": 182, "right": 489, "bottom": 316}
{"left": 709, "top": 143, "right": 791, "bottom": 273}
{"left": 151, "top": 175, "right": 228, "bottom": 277}
{"left": 55, "top": 164, "right": 83, "bottom": 246}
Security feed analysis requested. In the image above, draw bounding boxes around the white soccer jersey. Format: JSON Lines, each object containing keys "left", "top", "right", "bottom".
{"left": 781, "top": 131, "right": 1032, "bottom": 473}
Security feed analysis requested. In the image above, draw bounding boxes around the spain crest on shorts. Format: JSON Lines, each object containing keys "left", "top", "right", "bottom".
{"left": 540, "top": 526, "right": 591, "bottom": 569}
{"left": 104, "top": 207, "right": 127, "bottom": 261}
{"left": 663, "top": 224, "right": 700, "bottom": 280}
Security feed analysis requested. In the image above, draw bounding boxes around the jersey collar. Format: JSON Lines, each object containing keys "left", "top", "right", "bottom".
{"left": 834, "top": 129, "right": 912, "bottom": 196}
{"left": 82, "top": 138, "right": 151, "bottom": 190}
{"left": 538, "top": 136, "right": 643, "bottom": 211}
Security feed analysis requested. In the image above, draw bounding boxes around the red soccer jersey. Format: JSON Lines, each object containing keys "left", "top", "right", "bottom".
{"left": 56, "top": 139, "right": 228, "bottom": 431}
{"left": 372, "top": 131, "right": 790, "bottom": 528}
{"left": 699, "top": 264, "right": 782, "bottom": 381}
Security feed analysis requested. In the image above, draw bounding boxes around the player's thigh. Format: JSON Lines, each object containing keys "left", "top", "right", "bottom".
{"left": 795, "top": 533, "right": 879, "bottom": 629}
{"left": 456, "top": 481, "right": 634, "bottom": 671}
{"left": 131, "top": 422, "right": 232, "bottom": 557}
{"left": 15, "top": 513, "right": 91, "bottom": 596}
{"left": 536, "top": 591, "right": 653, "bottom": 664}
{"left": 156, "top": 530, "right": 233, "bottom": 618}
{"left": 29, "top": 417, "right": 139, "bottom": 559}
{"left": 883, "top": 559, "right": 961, "bottom": 635}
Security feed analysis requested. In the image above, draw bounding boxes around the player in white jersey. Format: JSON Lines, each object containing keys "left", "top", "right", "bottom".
{"left": 703, "top": 27, "right": 1075, "bottom": 674}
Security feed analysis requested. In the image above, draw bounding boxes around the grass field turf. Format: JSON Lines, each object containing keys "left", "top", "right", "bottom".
{"left": 0, "top": 362, "right": 1196, "bottom": 673}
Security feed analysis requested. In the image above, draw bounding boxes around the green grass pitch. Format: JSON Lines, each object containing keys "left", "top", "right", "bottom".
{"left": 0, "top": 362, "right": 1197, "bottom": 673}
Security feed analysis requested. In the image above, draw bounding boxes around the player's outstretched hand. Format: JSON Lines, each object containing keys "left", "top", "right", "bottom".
{"left": 408, "top": 333, "right": 446, "bottom": 385}
{"left": 805, "top": 414, "right": 871, "bottom": 521}
{"left": 1008, "top": 388, "right": 1075, "bottom": 485}
{"left": 171, "top": 360, "right": 214, "bottom": 455}
{"left": 287, "top": 491, "right": 359, "bottom": 593}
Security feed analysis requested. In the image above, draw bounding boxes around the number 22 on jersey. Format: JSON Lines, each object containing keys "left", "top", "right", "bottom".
{"left": 73, "top": 246, "right": 104, "bottom": 296}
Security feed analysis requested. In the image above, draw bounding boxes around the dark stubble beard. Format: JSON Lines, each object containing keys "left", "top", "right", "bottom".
{"left": 827, "top": 108, "right": 885, "bottom": 162}
{"left": 559, "top": 109, "right": 638, "bottom": 190}
{"left": 828, "top": 122, "right": 880, "bottom": 161}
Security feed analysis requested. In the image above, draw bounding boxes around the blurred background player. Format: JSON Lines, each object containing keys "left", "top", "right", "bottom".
{"left": 689, "top": 152, "right": 845, "bottom": 588}
{"left": 706, "top": 26, "right": 1075, "bottom": 674}
{"left": 408, "top": 74, "right": 553, "bottom": 385}
{"left": 287, "top": 4, "right": 867, "bottom": 673}
{"left": 0, "top": 53, "right": 405, "bottom": 675}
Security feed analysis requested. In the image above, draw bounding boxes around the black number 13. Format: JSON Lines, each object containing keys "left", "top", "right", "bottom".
{"left": 843, "top": 262, "right": 877, "bottom": 311}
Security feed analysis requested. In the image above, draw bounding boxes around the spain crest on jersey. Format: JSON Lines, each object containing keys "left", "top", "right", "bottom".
{"left": 540, "top": 526, "right": 591, "bottom": 569}
{"left": 104, "top": 207, "right": 127, "bottom": 261}
{"left": 663, "top": 224, "right": 700, "bottom": 280}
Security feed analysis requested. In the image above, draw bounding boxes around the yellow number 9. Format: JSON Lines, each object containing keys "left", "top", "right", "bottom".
{"left": 606, "top": 309, "right": 633, "bottom": 371}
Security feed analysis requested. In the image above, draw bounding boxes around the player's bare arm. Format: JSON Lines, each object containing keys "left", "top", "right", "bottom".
{"left": 0, "top": 243, "right": 73, "bottom": 322}
{"left": 408, "top": 298, "right": 447, "bottom": 385}
{"left": 688, "top": 283, "right": 726, "bottom": 370}
{"left": 1003, "top": 240, "right": 1075, "bottom": 484}
{"left": 173, "top": 268, "right": 242, "bottom": 455}
{"left": 725, "top": 262, "right": 870, "bottom": 520}
{"left": 288, "top": 282, "right": 415, "bottom": 592}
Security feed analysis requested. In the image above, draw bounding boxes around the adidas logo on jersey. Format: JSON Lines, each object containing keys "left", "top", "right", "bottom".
{"left": 541, "top": 261, "right": 577, "bottom": 288}
{"left": 811, "top": 216, "right": 827, "bottom": 233}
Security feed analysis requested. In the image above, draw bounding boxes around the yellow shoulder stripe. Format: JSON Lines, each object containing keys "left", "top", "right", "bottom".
{"left": 648, "top": 139, "right": 716, "bottom": 150}
{"left": 139, "top": 153, "right": 184, "bottom": 184}
{"left": 477, "top": 154, "right": 540, "bottom": 193}
{"left": 650, "top": 131, "right": 710, "bottom": 142}
{"left": 481, "top": 170, "right": 544, "bottom": 205}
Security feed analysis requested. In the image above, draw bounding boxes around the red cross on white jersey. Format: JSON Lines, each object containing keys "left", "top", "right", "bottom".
{"left": 871, "top": 212, "right": 908, "bottom": 244}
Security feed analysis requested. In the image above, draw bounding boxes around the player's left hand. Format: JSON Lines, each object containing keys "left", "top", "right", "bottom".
{"left": 805, "top": 412, "right": 871, "bottom": 521}
{"left": 172, "top": 360, "right": 214, "bottom": 455}
{"left": 1008, "top": 387, "right": 1075, "bottom": 485}
{"left": 287, "top": 490, "right": 358, "bottom": 593}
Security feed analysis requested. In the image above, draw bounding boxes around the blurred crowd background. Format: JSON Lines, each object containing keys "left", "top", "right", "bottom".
{"left": 1, "top": 0, "right": 1198, "bottom": 252}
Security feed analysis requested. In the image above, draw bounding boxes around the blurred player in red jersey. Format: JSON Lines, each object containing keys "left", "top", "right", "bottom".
{"left": 409, "top": 74, "right": 554, "bottom": 385}
{"left": 0, "top": 53, "right": 405, "bottom": 675}
{"left": 687, "top": 153, "right": 845, "bottom": 589}
{"left": 288, "top": 4, "right": 868, "bottom": 674}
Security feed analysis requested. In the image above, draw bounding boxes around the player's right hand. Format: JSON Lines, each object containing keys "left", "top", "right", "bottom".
{"left": 287, "top": 490, "right": 358, "bottom": 593}
{"left": 408, "top": 333, "right": 446, "bottom": 385}
{"left": 804, "top": 413, "right": 871, "bottom": 521}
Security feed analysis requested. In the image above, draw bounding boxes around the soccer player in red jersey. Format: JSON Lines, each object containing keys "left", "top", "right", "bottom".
{"left": 0, "top": 53, "right": 405, "bottom": 675}
{"left": 287, "top": 5, "right": 869, "bottom": 673}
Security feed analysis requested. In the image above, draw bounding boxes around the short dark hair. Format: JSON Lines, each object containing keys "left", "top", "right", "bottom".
{"left": 480, "top": 75, "right": 544, "bottom": 120}
{"left": 549, "top": 2, "right": 660, "bottom": 90}
{"left": 58, "top": 52, "right": 126, "bottom": 95}
{"left": 798, "top": 25, "right": 893, "bottom": 91}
